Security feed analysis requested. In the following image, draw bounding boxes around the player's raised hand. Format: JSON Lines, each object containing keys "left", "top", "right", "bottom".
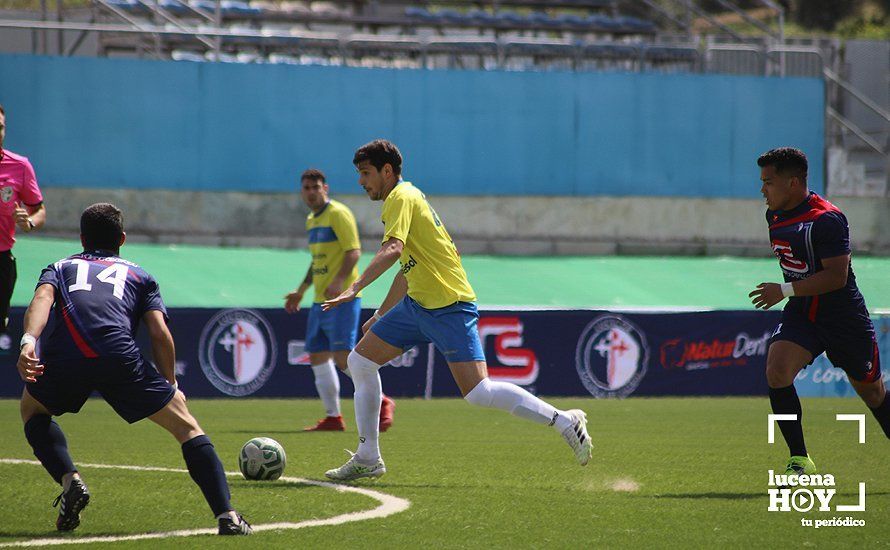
{"left": 13, "top": 202, "right": 31, "bottom": 231}
{"left": 17, "top": 344, "right": 44, "bottom": 383}
{"left": 284, "top": 290, "right": 304, "bottom": 313}
{"left": 749, "top": 282, "right": 784, "bottom": 310}
{"left": 322, "top": 286, "right": 357, "bottom": 311}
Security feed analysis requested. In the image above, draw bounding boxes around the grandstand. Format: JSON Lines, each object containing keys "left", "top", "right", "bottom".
{"left": 1, "top": 0, "right": 886, "bottom": 209}
{"left": 0, "top": 0, "right": 828, "bottom": 72}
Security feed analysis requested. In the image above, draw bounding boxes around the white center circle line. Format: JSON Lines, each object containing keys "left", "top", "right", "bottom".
{"left": 0, "top": 458, "right": 411, "bottom": 547}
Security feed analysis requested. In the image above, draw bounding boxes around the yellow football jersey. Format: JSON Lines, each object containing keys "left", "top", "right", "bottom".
{"left": 306, "top": 200, "right": 361, "bottom": 303}
{"left": 381, "top": 182, "right": 475, "bottom": 309}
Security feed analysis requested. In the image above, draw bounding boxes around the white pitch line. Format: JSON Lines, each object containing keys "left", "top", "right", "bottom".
{"left": 0, "top": 458, "right": 410, "bottom": 547}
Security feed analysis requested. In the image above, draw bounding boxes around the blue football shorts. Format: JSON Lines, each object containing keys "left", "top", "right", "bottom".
{"left": 370, "top": 296, "right": 485, "bottom": 363}
{"left": 26, "top": 355, "right": 176, "bottom": 423}
{"left": 305, "top": 298, "right": 361, "bottom": 353}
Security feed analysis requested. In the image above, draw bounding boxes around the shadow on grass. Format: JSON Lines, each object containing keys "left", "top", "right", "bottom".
{"left": 648, "top": 492, "right": 763, "bottom": 500}
{"left": 221, "top": 429, "right": 333, "bottom": 435}
{"left": 228, "top": 480, "right": 318, "bottom": 491}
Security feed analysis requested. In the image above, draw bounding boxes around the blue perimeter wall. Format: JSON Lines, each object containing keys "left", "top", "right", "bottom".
{"left": 0, "top": 54, "right": 824, "bottom": 197}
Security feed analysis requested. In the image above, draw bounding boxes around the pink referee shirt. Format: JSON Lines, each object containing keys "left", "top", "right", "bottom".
{"left": 0, "top": 149, "right": 43, "bottom": 251}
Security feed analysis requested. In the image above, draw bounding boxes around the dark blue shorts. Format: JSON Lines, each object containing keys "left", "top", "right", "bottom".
{"left": 370, "top": 296, "right": 485, "bottom": 363}
{"left": 769, "top": 312, "right": 881, "bottom": 383}
{"left": 26, "top": 355, "right": 176, "bottom": 423}
{"left": 305, "top": 299, "right": 361, "bottom": 353}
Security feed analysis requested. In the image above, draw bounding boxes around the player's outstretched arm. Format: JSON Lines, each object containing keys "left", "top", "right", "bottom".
{"left": 322, "top": 238, "right": 403, "bottom": 311}
{"left": 325, "top": 249, "right": 361, "bottom": 300}
{"left": 144, "top": 310, "right": 177, "bottom": 386}
{"left": 786, "top": 254, "right": 850, "bottom": 296}
{"left": 284, "top": 265, "right": 314, "bottom": 313}
{"left": 362, "top": 272, "right": 408, "bottom": 334}
{"left": 380, "top": 271, "right": 408, "bottom": 312}
{"left": 17, "top": 284, "right": 54, "bottom": 382}
{"left": 749, "top": 255, "right": 850, "bottom": 310}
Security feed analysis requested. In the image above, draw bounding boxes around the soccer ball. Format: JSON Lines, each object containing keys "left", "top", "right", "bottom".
{"left": 239, "top": 437, "right": 287, "bottom": 480}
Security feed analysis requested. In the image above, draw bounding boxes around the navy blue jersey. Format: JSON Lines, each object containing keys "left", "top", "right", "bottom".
{"left": 36, "top": 250, "right": 167, "bottom": 361}
{"left": 766, "top": 193, "right": 870, "bottom": 329}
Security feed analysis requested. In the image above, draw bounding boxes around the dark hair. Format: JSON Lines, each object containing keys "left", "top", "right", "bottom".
{"left": 353, "top": 139, "right": 402, "bottom": 176}
{"left": 757, "top": 147, "right": 808, "bottom": 180}
{"left": 81, "top": 203, "right": 124, "bottom": 251}
{"left": 0, "top": 103, "right": 4, "bottom": 115}
{"left": 301, "top": 168, "right": 326, "bottom": 183}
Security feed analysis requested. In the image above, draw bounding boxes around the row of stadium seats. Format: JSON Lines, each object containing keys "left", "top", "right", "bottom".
{"left": 403, "top": 7, "right": 655, "bottom": 33}
{"left": 160, "top": 40, "right": 697, "bottom": 63}
{"left": 102, "top": 0, "right": 655, "bottom": 34}
{"left": 105, "top": 0, "right": 263, "bottom": 16}
{"left": 365, "top": 0, "right": 617, "bottom": 7}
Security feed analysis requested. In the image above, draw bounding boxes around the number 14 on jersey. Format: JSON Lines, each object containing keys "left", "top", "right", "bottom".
{"left": 66, "top": 259, "right": 129, "bottom": 299}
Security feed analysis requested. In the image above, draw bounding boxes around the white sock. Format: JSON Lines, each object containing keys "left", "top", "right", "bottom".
{"left": 347, "top": 351, "right": 382, "bottom": 462}
{"left": 61, "top": 472, "right": 80, "bottom": 492}
{"left": 311, "top": 360, "right": 340, "bottom": 417}
{"left": 465, "top": 378, "right": 573, "bottom": 430}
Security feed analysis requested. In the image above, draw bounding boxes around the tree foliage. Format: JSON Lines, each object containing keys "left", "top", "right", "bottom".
{"left": 791, "top": 0, "right": 865, "bottom": 31}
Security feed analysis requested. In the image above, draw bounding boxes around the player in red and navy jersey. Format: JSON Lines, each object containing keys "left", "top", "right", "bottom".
{"left": 16, "top": 203, "right": 251, "bottom": 535}
{"left": 749, "top": 148, "right": 889, "bottom": 478}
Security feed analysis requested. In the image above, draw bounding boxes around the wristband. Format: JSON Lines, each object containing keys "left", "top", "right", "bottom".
{"left": 20, "top": 333, "right": 36, "bottom": 349}
{"left": 372, "top": 310, "right": 382, "bottom": 321}
{"left": 172, "top": 380, "right": 179, "bottom": 390}
{"left": 780, "top": 282, "right": 795, "bottom": 298}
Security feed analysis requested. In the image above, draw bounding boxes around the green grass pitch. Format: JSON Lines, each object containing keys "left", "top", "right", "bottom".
{"left": 0, "top": 397, "right": 887, "bottom": 548}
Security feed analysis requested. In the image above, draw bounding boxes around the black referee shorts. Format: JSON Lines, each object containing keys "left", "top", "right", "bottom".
{"left": 0, "top": 250, "right": 17, "bottom": 333}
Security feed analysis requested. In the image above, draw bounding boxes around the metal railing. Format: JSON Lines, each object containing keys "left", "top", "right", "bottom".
{"left": 0, "top": 18, "right": 701, "bottom": 70}
{"left": 823, "top": 67, "right": 889, "bottom": 159}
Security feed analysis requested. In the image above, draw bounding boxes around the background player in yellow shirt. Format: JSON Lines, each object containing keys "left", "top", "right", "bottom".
{"left": 284, "top": 169, "right": 394, "bottom": 432}
{"left": 322, "top": 140, "right": 592, "bottom": 480}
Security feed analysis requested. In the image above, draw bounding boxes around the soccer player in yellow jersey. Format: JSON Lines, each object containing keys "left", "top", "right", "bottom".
{"left": 284, "top": 169, "right": 394, "bottom": 432}
{"left": 322, "top": 140, "right": 592, "bottom": 481}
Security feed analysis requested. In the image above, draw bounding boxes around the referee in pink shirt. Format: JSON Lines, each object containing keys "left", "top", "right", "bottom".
{"left": 0, "top": 103, "right": 46, "bottom": 332}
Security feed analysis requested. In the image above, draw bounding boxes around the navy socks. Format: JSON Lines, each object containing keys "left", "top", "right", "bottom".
{"left": 868, "top": 391, "right": 890, "bottom": 439}
{"left": 24, "top": 415, "right": 76, "bottom": 484}
{"left": 181, "top": 435, "right": 232, "bottom": 517}
{"left": 769, "top": 384, "right": 808, "bottom": 457}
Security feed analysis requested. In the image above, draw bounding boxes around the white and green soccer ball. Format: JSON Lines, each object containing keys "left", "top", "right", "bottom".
{"left": 239, "top": 437, "right": 287, "bottom": 480}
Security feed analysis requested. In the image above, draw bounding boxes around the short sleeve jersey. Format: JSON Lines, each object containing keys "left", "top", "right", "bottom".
{"left": 381, "top": 181, "right": 476, "bottom": 309}
{"left": 37, "top": 251, "right": 167, "bottom": 362}
{"left": 766, "top": 192, "right": 870, "bottom": 326}
{"left": 307, "top": 199, "right": 361, "bottom": 303}
{"left": 0, "top": 149, "right": 44, "bottom": 251}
